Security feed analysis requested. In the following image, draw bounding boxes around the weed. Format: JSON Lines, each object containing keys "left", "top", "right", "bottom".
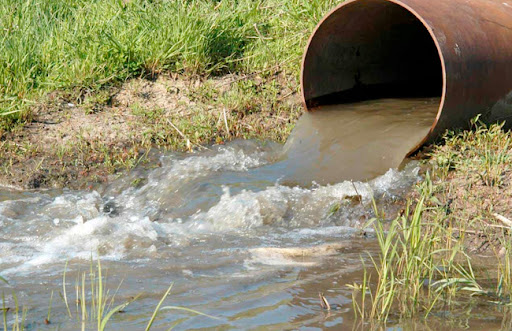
{"left": 351, "top": 167, "right": 512, "bottom": 325}
{"left": 432, "top": 120, "right": 511, "bottom": 187}
{"left": 1, "top": 258, "right": 216, "bottom": 330}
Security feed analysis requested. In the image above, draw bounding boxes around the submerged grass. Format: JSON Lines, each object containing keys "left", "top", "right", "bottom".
{"left": 0, "top": 0, "right": 338, "bottom": 128}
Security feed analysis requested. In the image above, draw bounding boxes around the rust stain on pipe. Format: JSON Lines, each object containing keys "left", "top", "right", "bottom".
{"left": 301, "top": 0, "right": 512, "bottom": 152}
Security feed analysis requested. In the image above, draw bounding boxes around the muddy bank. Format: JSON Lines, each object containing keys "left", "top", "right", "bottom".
{"left": 0, "top": 73, "right": 301, "bottom": 189}
{"left": 421, "top": 123, "right": 512, "bottom": 255}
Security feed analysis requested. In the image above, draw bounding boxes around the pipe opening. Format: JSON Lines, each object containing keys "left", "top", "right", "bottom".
{"left": 302, "top": 0, "right": 443, "bottom": 108}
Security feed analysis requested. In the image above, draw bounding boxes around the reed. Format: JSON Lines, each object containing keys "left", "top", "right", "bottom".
{"left": 1, "top": 258, "right": 216, "bottom": 330}
{"left": 1, "top": 292, "right": 27, "bottom": 331}
{"left": 351, "top": 171, "right": 512, "bottom": 325}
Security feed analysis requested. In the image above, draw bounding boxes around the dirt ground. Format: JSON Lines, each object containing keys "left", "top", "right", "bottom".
{"left": 0, "top": 73, "right": 302, "bottom": 189}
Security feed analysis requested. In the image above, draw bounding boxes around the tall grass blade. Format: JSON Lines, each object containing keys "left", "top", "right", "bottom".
{"left": 62, "top": 261, "right": 72, "bottom": 318}
{"left": 159, "top": 306, "right": 221, "bottom": 320}
{"left": 145, "top": 283, "right": 173, "bottom": 331}
{"left": 99, "top": 294, "right": 141, "bottom": 331}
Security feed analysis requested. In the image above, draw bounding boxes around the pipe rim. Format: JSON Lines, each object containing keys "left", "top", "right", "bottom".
{"left": 300, "top": 0, "right": 447, "bottom": 154}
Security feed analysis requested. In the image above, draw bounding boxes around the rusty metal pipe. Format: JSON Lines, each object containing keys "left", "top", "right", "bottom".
{"left": 301, "top": 0, "right": 512, "bottom": 151}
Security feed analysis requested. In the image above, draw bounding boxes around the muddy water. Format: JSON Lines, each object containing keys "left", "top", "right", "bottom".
{"left": 0, "top": 99, "right": 505, "bottom": 330}
{"left": 281, "top": 98, "right": 440, "bottom": 185}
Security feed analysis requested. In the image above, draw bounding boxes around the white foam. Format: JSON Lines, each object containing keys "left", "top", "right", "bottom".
{"left": 157, "top": 145, "right": 270, "bottom": 180}
{"left": 0, "top": 143, "right": 422, "bottom": 276}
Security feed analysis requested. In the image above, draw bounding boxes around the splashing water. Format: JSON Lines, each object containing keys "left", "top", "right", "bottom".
{"left": 280, "top": 97, "right": 439, "bottom": 185}
{"left": 0, "top": 99, "right": 440, "bottom": 329}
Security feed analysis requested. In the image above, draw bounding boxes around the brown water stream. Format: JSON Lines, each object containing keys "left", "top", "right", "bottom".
{"left": 0, "top": 98, "right": 508, "bottom": 330}
{"left": 281, "top": 98, "right": 439, "bottom": 185}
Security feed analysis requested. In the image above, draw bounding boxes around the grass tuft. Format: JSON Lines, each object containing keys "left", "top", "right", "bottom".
{"left": 339, "top": 118, "right": 512, "bottom": 326}
{"left": 2, "top": 258, "right": 215, "bottom": 330}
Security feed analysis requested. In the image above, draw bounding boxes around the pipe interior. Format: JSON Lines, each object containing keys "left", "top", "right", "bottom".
{"left": 302, "top": 0, "right": 443, "bottom": 108}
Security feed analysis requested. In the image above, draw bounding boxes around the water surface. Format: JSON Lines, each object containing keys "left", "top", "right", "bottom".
{"left": 2, "top": 98, "right": 504, "bottom": 330}
{"left": 281, "top": 98, "right": 439, "bottom": 185}
{"left": 0, "top": 140, "right": 419, "bottom": 329}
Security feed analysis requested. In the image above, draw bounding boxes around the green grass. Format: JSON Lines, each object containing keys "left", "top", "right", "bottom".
{"left": 432, "top": 116, "right": 511, "bottom": 187}
{"left": 1, "top": 258, "right": 216, "bottom": 330}
{"left": 349, "top": 120, "right": 512, "bottom": 326}
{"left": 0, "top": 0, "right": 339, "bottom": 128}
{"left": 350, "top": 181, "right": 503, "bottom": 326}
{"left": 0, "top": 0, "right": 340, "bottom": 188}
